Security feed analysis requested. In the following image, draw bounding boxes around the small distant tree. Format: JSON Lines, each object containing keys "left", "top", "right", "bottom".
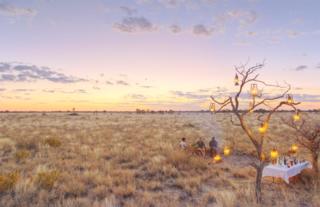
{"left": 282, "top": 114, "right": 320, "bottom": 174}
{"left": 210, "top": 62, "right": 300, "bottom": 203}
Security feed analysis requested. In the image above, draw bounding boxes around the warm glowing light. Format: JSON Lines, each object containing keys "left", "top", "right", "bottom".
{"left": 250, "top": 84, "right": 258, "bottom": 97}
{"left": 290, "top": 144, "right": 298, "bottom": 153}
{"left": 234, "top": 74, "right": 240, "bottom": 86}
{"left": 287, "top": 94, "right": 293, "bottom": 104}
{"left": 209, "top": 103, "right": 215, "bottom": 112}
{"left": 213, "top": 154, "right": 222, "bottom": 163}
{"left": 258, "top": 122, "right": 268, "bottom": 134}
{"left": 223, "top": 146, "right": 231, "bottom": 156}
{"left": 293, "top": 111, "right": 301, "bottom": 122}
{"left": 270, "top": 148, "right": 279, "bottom": 164}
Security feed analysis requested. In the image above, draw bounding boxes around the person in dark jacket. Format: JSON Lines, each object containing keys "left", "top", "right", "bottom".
{"left": 209, "top": 136, "right": 219, "bottom": 157}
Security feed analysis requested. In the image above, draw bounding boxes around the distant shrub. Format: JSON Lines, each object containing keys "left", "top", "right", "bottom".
{"left": 45, "top": 138, "right": 62, "bottom": 148}
{"left": 36, "top": 170, "right": 60, "bottom": 190}
{"left": 0, "top": 138, "right": 16, "bottom": 155}
{"left": 15, "top": 137, "right": 38, "bottom": 152}
{"left": 14, "top": 150, "right": 31, "bottom": 162}
{"left": 0, "top": 171, "right": 20, "bottom": 193}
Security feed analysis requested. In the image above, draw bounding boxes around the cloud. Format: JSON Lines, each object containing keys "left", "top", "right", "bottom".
{"left": 126, "top": 93, "right": 147, "bottom": 100}
{"left": 227, "top": 10, "right": 258, "bottom": 26}
{"left": 116, "top": 80, "right": 130, "bottom": 86}
{"left": 106, "top": 81, "right": 114, "bottom": 85}
{"left": 291, "top": 94, "right": 320, "bottom": 102}
{"left": 0, "top": 3, "right": 37, "bottom": 17}
{"left": 170, "top": 24, "right": 182, "bottom": 33}
{"left": 0, "top": 88, "right": 6, "bottom": 92}
{"left": 42, "top": 89, "right": 55, "bottom": 93}
{"left": 171, "top": 90, "right": 208, "bottom": 100}
{"left": 193, "top": 24, "right": 214, "bottom": 36}
{"left": 14, "top": 89, "right": 35, "bottom": 92}
{"left": 316, "top": 63, "right": 320, "bottom": 69}
{"left": 294, "top": 65, "right": 308, "bottom": 71}
{"left": 60, "top": 89, "right": 87, "bottom": 94}
{"left": 140, "top": 85, "right": 153, "bottom": 89}
{"left": 0, "top": 62, "right": 87, "bottom": 83}
{"left": 113, "top": 16, "right": 156, "bottom": 33}
{"left": 119, "top": 6, "right": 137, "bottom": 15}
{"left": 287, "top": 30, "right": 301, "bottom": 38}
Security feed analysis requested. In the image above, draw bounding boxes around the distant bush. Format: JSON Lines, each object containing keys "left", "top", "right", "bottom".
{"left": 15, "top": 150, "right": 31, "bottom": 162}
{"left": 0, "top": 171, "right": 20, "bottom": 193}
{"left": 0, "top": 138, "right": 15, "bottom": 155}
{"left": 36, "top": 170, "right": 60, "bottom": 190}
{"left": 45, "top": 138, "right": 62, "bottom": 148}
{"left": 15, "top": 137, "right": 38, "bottom": 152}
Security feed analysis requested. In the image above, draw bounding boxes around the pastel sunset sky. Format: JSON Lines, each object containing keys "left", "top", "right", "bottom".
{"left": 0, "top": 0, "right": 319, "bottom": 111}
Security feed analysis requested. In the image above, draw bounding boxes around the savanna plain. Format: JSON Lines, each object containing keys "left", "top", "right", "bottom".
{"left": 0, "top": 112, "right": 319, "bottom": 207}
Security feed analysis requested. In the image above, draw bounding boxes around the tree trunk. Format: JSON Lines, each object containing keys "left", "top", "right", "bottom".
{"left": 255, "top": 164, "right": 264, "bottom": 203}
{"left": 312, "top": 152, "right": 319, "bottom": 174}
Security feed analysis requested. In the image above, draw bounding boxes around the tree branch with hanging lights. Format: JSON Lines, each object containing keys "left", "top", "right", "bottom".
{"left": 209, "top": 62, "right": 300, "bottom": 203}
{"left": 281, "top": 114, "right": 320, "bottom": 174}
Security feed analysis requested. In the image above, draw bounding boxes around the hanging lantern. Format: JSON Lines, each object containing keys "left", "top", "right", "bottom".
{"left": 234, "top": 74, "right": 240, "bottom": 86}
{"left": 250, "top": 84, "right": 258, "bottom": 97}
{"left": 209, "top": 103, "right": 216, "bottom": 112}
{"left": 223, "top": 146, "right": 231, "bottom": 156}
{"left": 290, "top": 144, "right": 298, "bottom": 153}
{"left": 213, "top": 154, "right": 222, "bottom": 163}
{"left": 258, "top": 122, "right": 268, "bottom": 134}
{"left": 270, "top": 148, "right": 279, "bottom": 164}
{"left": 287, "top": 94, "right": 293, "bottom": 104}
{"left": 293, "top": 111, "right": 301, "bottom": 122}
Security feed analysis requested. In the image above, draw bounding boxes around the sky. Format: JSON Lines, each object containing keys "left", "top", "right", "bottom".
{"left": 0, "top": 0, "right": 320, "bottom": 111}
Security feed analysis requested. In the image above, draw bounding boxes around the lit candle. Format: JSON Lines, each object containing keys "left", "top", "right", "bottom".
{"left": 213, "top": 154, "right": 222, "bottom": 163}
{"left": 223, "top": 146, "right": 231, "bottom": 156}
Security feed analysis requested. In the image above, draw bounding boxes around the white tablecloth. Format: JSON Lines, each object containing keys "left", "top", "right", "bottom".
{"left": 262, "top": 162, "right": 312, "bottom": 184}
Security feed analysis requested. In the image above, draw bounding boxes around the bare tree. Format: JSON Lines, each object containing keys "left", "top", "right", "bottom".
{"left": 210, "top": 62, "right": 299, "bottom": 203}
{"left": 282, "top": 114, "right": 320, "bottom": 174}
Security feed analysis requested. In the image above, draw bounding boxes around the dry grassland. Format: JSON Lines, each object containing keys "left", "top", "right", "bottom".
{"left": 0, "top": 112, "right": 319, "bottom": 207}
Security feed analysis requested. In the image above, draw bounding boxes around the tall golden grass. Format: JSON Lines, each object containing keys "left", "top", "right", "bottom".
{"left": 0, "top": 112, "right": 319, "bottom": 206}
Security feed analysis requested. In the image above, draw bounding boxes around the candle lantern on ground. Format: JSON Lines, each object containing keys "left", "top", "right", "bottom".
{"left": 234, "top": 74, "right": 240, "bottom": 86}
{"left": 250, "top": 84, "right": 258, "bottom": 97}
{"left": 270, "top": 148, "right": 279, "bottom": 164}
{"left": 223, "top": 146, "right": 231, "bottom": 156}
{"left": 213, "top": 154, "right": 222, "bottom": 163}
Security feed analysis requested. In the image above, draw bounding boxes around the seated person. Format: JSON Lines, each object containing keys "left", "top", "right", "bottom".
{"left": 209, "top": 136, "right": 219, "bottom": 157}
{"left": 179, "top": 137, "right": 188, "bottom": 150}
{"left": 194, "top": 138, "right": 206, "bottom": 157}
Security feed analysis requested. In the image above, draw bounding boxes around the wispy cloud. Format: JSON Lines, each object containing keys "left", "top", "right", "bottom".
{"left": 294, "top": 65, "right": 308, "bottom": 71}
{"left": 0, "top": 62, "right": 87, "bottom": 83}
{"left": 193, "top": 24, "right": 214, "bottom": 36}
{"left": 113, "top": 16, "right": 156, "bottom": 33}
{"left": 126, "top": 93, "right": 147, "bottom": 100}
{"left": 0, "top": 3, "right": 37, "bottom": 17}
{"left": 116, "top": 80, "right": 130, "bottom": 86}
{"left": 169, "top": 24, "right": 182, "bottom": 33}
{"left": 119, "top": 6, "right": 137, "bottom": 16}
